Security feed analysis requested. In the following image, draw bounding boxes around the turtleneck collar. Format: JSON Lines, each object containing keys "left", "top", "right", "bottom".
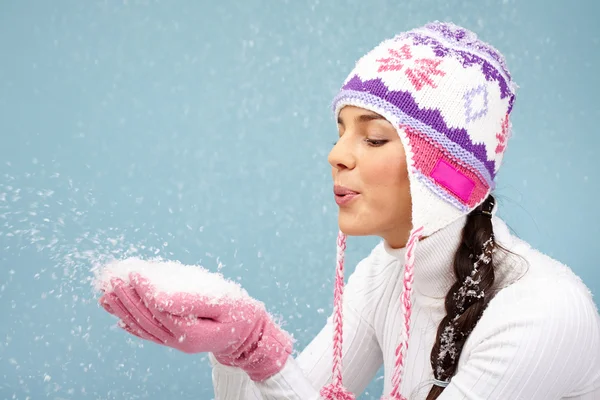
{"left": 383, "top": 215, "right": 465, "bottom": 298}
{"left": 382, "top": 203, "right": 508, "bottom": 299}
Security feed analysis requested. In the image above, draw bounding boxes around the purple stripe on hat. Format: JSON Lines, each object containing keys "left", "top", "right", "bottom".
{"left": 338, "top": 76, "right": 497, "bottom": 180}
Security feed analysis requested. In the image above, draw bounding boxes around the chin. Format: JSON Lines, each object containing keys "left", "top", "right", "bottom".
{"left": 338, "top": 214, "right": 374, "bottom": 237}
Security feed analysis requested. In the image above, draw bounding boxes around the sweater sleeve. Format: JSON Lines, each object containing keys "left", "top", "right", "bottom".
{"left": 437, "top": 278, "right": 600, "bottom": 400}
{"left": 210, "top": 255, "right": 385, "bottom": 399}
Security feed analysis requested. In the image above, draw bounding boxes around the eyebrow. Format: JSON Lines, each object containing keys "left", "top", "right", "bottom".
{"left": 337, "top": 113, "right": 386, "bottom": 126}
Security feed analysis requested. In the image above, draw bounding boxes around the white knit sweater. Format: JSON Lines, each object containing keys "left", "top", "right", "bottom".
{"left": 210, "top": 215, "right": 600, "bottom": 399}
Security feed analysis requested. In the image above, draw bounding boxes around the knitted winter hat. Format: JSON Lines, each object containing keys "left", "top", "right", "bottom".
{"left": 320, "top": 22, "right": 516, "bottom": 400}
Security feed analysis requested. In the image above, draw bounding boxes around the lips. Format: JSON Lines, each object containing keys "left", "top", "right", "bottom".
{"left": 334, "top": 185, "right": 359, "bottom": 196}
{"left": 334, "top": 185, "right": 360, "bottom": 206}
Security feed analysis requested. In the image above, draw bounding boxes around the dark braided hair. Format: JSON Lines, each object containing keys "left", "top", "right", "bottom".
{"left": 426, "top": 194, "right": 500, "bottom": 400}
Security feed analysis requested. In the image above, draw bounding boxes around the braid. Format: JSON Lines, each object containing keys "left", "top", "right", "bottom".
{"left": 425, "top": 194, "right": 497, "bottom": 400}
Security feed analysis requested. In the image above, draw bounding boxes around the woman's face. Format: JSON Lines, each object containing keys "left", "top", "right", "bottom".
{"left": 328, "top": 105, "right": 412, "bottom": 248}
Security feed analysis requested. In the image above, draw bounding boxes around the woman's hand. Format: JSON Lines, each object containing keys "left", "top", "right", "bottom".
{"left": 99, "top": 272, "right": 293, "bottom": 382}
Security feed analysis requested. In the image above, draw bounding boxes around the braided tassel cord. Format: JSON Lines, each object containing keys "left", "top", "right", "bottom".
{"left": 320, "top": 231, "right": 356, "bottom": 400}
{"left": 383, "top": 226, "right": 424, "bottom": 400}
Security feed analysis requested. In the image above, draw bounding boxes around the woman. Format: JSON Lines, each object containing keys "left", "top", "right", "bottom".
{"left": 100, "top": 22, "right": 600, "bottom": 399}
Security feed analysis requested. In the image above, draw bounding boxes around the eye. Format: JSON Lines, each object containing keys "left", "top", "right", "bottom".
{"left": 365, "top": 139, "right": 388, "bottom": 147}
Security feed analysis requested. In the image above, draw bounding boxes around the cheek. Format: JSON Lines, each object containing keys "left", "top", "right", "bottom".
{"left": 360, "top": 149, "right": 411, "bottom": 221}
{"left": 363, "top": 152, "right": 409, "bottom": 194}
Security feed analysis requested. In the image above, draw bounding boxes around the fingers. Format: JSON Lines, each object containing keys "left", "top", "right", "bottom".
{"left": 111, "top": 278, "right": 174, "bottom": 343}
{"left": 99, "top": 294, "right": 116, "bottom": 315}
{"left": 117, "top": 320, "right": 164, "bottom": 346}
{"left": 103, "top": 290, "right": 165, "bottom": 344}
{"left": 125, "top": 273, "right": 185, "bottom": 332}
{"left": 127, "top": 273, "right": 157, "bottom": 304}
{"left": 102, "top": 292, "right": 130, "bottom": 323}
{"left": 102, "top": 291, "right": 164, "bottom": 345}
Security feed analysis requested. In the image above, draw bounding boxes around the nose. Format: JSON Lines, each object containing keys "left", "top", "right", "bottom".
{"left": 328, "top": 135, "right": 356, "bottom": 171}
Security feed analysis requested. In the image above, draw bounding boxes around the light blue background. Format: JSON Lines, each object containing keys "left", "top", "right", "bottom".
{"left": 1, "top": 1, "right": 598, "bottom": 399}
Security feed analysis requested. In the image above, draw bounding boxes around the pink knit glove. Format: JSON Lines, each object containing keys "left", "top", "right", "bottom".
{"left": 99, "top": 272, "right": 293, "bottom": 382}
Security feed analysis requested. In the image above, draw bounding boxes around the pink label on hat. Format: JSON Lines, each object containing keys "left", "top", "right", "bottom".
{"left": 430, "top": 158, "right": 475, "bottom": 203}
